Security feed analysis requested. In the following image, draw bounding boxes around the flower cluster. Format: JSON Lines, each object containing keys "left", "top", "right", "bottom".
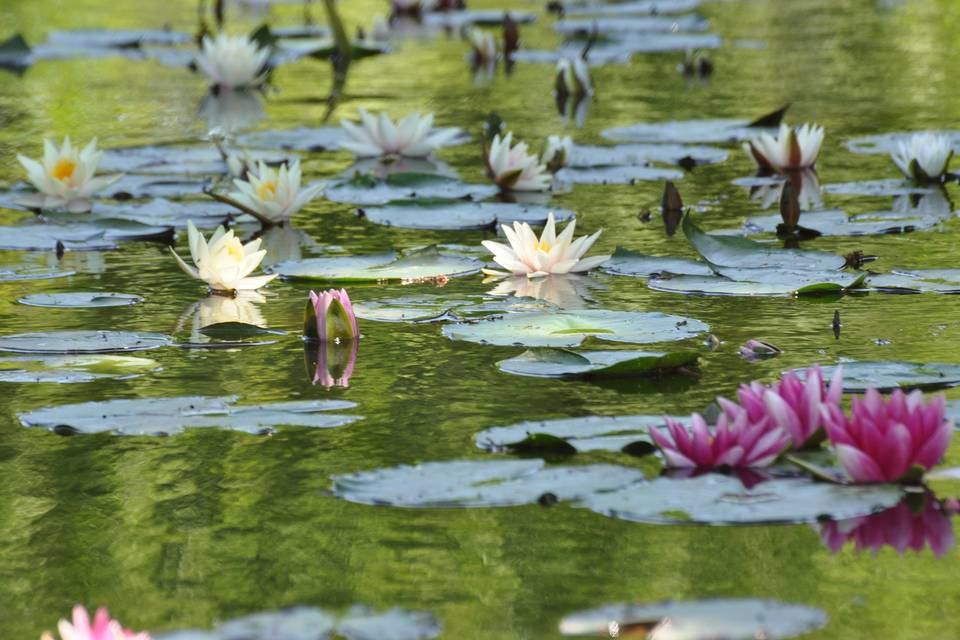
{"left": 41, "top": 605, "right": 151, "bottom": 640}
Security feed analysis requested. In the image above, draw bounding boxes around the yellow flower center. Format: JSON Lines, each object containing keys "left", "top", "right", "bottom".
{"left": 226, "top": 240, "right": 244, "bottom": 261}
{"left": 52, "top": 159, "right": 77, "bottom": 181}
{"left": 257, "top": 180, "right": 277, "bottom": 200}
{"left": 538, "top": 240, "right": 552, "bottom": 252}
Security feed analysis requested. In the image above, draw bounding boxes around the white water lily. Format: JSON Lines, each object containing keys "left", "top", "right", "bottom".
{"left": 16, "top": 137, "right": 122, "bottom": 212}
{"left": 555, "top": 56, "right": 592, "bottom": 98}
{"left": 171, "top": 220, "right": 276, "bottom": 292}
{"left": 481, "top": 213, "right": 610, "bottom": 277}
{"left": 891, "top": 133, "right": 954, "bottom": 182}
{"left": 743, "top": 123, "right": 824, "bottom": 173}
{"left": 469, "top": 28, "right": 497, "bottom": 63}
{"left": 229, "top": 160, "right": 324, "bottom": 224}
{"left": 541, "top": 135, "right": 572, "bottom": 173}
{"left": 486, "top": 132, "right": 552, "bottom": 192}
{"left": 196, "top": 33, "right": 270, "bottom": 90}
{"left": 339, "top": 108, "right": 462, "bottom": 158}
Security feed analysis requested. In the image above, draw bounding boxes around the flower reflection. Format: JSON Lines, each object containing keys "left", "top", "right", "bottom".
{"left": 892, "top": 189, "right": 952, "bottom": 218}
{"left": 556, "top": 92, "right": 591, "bottom": 129}
{"left": 747, "top": 169, "right": 823, "bottom": 211}
{"left": 486, "top": 273, "right": 600, "bottom": 308}
{"left": 199, "top": 89, "right": 264, "bottom": 133}
{"left": 305, "top": 340, "right": 358, "bottom": 388}
{"left": 255, "top": 224, "right": 317, "bottom": 267}
{"left": 818, "top": 494, "right": 955, "bottom": 558}
{"left": 177, "top": 291, "right": 267, "bottom": 338}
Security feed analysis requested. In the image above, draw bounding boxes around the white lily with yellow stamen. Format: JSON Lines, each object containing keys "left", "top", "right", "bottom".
{"left": 743, "top": 123, "right": 824, "bottom": 173}
{"left": 541, "top": 135, "right": 572, "bottom": 173}
{"left": 339, "top": 109, "right": 462, "bottom": 158}
{"left": 469, "top": 28, "right": 497, "bottom": 63}
{"left": 171, "top": 221, "right": 276, "bottom": 293}
{"left": 196, "top": 33, "right": 270, "bottom": 90}
{"left": 481, "top": 213, "right": 610, "bottom": 278}
{"left": 891, "top": 133, "right": 954, "bottom": 182}
{"left": 16, "top": 137, "right": 122, "bottom": 212}
{"left": 555, "top": 56, "right": 592, "bottom": 98}
{"left": 229, "top": 160, "right": 324, "bottom": 225}
{"left": 485, "top": 132, "right": 552, "bottom": 192}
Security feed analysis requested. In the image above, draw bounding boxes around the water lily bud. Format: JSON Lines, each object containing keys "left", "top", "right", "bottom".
{"left": 541, "top": 135, "right": 572, "bottom": 173}
{"left": 304, "top": 289, "right": 360, "bottom": 343}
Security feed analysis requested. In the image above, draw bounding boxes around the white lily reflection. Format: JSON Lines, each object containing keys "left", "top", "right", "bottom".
{"left": 891, "top": 189, "right": 953, "bottom": 219}
{"left": 471, "top": 59, "right": 497, "bottom": 86}
{"left": 254, "top": 225, "right": 319, "bottom": 267}
{"left": 199, "top": 89, "right": 265, "bottom": 133}
{"left": 177, "top": 291, "right": 268, "bottom": 340}
{"left": 306, "top": 340, "right": 358, "bottom": 389}
{"left": 486, "top": 274, "right": 603, "bottom": 309}
{"left": 557, "top": 93, "right": 592, "bottom": 129}
{"left": 339, "top": 157, "right": 458, "bottom": 180}
{"left": 748, "top": 169, "right": 823, "bottom": 211}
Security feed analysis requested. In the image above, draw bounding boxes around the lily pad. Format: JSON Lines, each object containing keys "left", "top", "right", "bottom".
{"left": 796, "top": 361, "right": 960, "bottom": 393}
{"left": 442, "top": 310, "right": 709, "bottom": 347}
{"left": 19, "top": 396, "right": 360, "bottom": 436}
{"left": 271, "top": 247, "right": 482, "bottom": 283}
{"left": 359, "top": 201, "right": 575, "bottom": 231}
{"left": 497, "top": 348, "right": 699, "bottom": 379}
{"left": 0, "top": 224, "right": 117, "bottom": 251}
{"left": 578, "top": 474, "right": 903, "bottom": 525}
{"left": 108, "top": 173, "right": 210, "bottom": 199}
{"left": 0, "top": 354, "right": 160, "bottom": 383}
{"left": 45, "top": 29, "right": 191, "bottom": 48}
{"left": 601, "top": 247, "right": 713, "bottom": 278}
{"left": 603, "top": 119, "right": 774, "bottom": 144}
{"left": 99, "top": 145, "right": 294, "bottom": 175}
{"left": 647, "top": 271, "right": 862, "bottom": 297}
{"left": 331, "top": 459, "right": 645, "bottom": 508}
{"left": 822, "top": 180, "right": 939, "bottom": 197}
{"left": 197, "top": 322, "right": 287, "bottom": 340}
{"left": 422, "top": 10, "right": 537, "bottom": 28}
{"left": 846, "top": 130, "right": 960, "bottom": 155}
{"left": 568, "top": 143, "right": 728, "bottom": 167}
{"left": 554, "top": 14, "right": 709, "bottom": 35}
{"left": 562, "top": 0, "right": 702, "bottom": 16}
{"left": 476, "top": 414, "right": 691, "bottom": 454}
{"left": 559, "top": 599, "right": 828, "bottom": 639}
{"left": 0, "top": 330, "right": 171, "bottom": 354}
{"left": 868, "top": 269, "right": 960, "bottom": 293}
{"left": 18, "top": 292, "right": 142, "bottom": 308}
{"left": 237, "top": 126, "right": 467, "bottom": 152}
{"left": 91, "top": 198, "right": 237, "bottom": 228}
{"left": 743, "top": 208, "right": 947, "bottom": 237}
{"left": 352, "top": 295, "right": 469, "bottom": 323}
{"left": 0, "top": 266, "right": 75, "bottom": 281}
{"left": 326, "top": 173, "right": 498, "bottom": 206}
{"left": 648, "top": 275, "right": 803, "bottom": 296}
{"left": 554, "top": 165, "right": 683, "bottom": 185}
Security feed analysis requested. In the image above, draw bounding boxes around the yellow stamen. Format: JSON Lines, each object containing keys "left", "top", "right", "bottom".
{"left": 226, "top": 240, "right": 244, "bottom": 261}
{"left": 257, "top": 180, "right": 277, "bottom": 200}
{"left": 52, "top": 158, "right": 76, "bottom": 181}
{"left": 538, "top": 240, "right": 552, "bottom": 252}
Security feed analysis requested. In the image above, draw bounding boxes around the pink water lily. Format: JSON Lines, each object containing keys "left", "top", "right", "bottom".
{"left": 720, "top": 365, "right": 843, "bottom": 449}
{"left": 738, "top": 339, "right": 782, "bottom": 361}
{"left": 41, "top": 605, "right": 151, "bottom": 640}
{"left": 649, "top": 406, "right": 790, "bottom": 469}
{"left": 821, "top": 388, "right": 953, "bottom": 483}
{"left": 819, "top": 495, "right": 955, "bottom": 557}
{"left": 305, "top": 289, "right": 359, "bottom": 343}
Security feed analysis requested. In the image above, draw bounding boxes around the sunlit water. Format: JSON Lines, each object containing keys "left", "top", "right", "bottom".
{"left": 2, "top": 0, "right": 960, "bottom": 637}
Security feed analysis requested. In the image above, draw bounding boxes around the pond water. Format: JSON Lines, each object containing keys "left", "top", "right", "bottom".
{"left": 2, "top": 0, "right": 960, "bottom": 638}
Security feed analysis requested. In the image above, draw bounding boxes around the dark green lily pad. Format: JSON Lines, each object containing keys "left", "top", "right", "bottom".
{"left": 559, "top": 599, "right": 828, "bottom": 639}
{"left": 442, "top": 310, "right": 709, "bottom": 347}
{"left": 359, "top": 201, "right": 575, "bottom": 231}
{"left": 555, "top": 14, "right": 709, "bottom": 35}
{"left": 743, "top": 208, "right": 946, "bottom": 237}
{"left": 271, "top": 247, "right": 482, "bottom": 283}
{"left": 603, "top": 119, "right": 773, "bottom": 144}
{"left": 797, "top": 361, "right": 960, "bottom": 393}
{"left": 19, "top": 396, "right": 360, "bottom": 436}
{"left": 568, "top": 143, "right": 728, "bottom": 167}
{"left": 554, "top": 165, "right": 683, "bottom": 185}
{"left": 823, "top": 180, "right": 940, "bottom": 197}
{"left": 476, "top": 414, "right": 691, "bottom": 454}
{"left": 198, "top": 322, "right": 287, "bottom": 340}
{"left": 327, "top": 173, "right": 498, "bottom": 206}
{"left": 18, "top": 292, "right": 142, "bottom": 308}
{"left": 497, "top": 348, "right": 699, "bottom": 379}
{"left": 332, "top": 459, "right": 645, "bottom": 508}
{"left": 0, "top": 330, "right": 171, "bottom": 354}
{"left": 868, "top": 269, "right": 960, "bottom": 293}
{"left": 578, "top": 475, "right": 903, "bottom": 525}
{"left": 0, "top": 354, "right": 160, "bottom": 383}
{"left": 602, "top": 247, "right": 713, "bottom": 278}
{"left": 846, "top": 131, "right": 960, "bottom": 155}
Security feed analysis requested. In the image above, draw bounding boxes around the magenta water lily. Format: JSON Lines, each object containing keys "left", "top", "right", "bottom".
{"left": 304, "top": 289, "right": 360, "bottom": 343}
{"left": 41, "top": 605, "right": 151, "bottom": 640}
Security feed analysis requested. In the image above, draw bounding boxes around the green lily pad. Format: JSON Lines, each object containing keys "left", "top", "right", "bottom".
{"left": 0, "top": 223, "right": 116, "bottom": 251}
{"left": 91, "top": 198, "right": 236, "bottom": 229}
{"left": 45, "top": 29, "right": 191, "bottom": 48}
{"left": 568, "top": 143, "right": 728, "bottom": 167}
{"left": 0, "top": 354, "right": 160, "bottom": 383}
{"left": 743, "top": 208, "right": 947, "bottom": 237}
{"left": 353, "top": 295, "right": 469, "bottom": 323}
{"left": 441, "top": 310, "right": 709, "bottom": 347}
{"left": 0, "top": 266, "right": 75, "bottom": 281}
{"left": 602, "top": 247, "right": 713, "bottom": 278}
{"left": 555, "top": 14, "right": 710, "bottom": 35}
{"left": 271, "top": 247, "right": 481, "bottom": 283}
{"left": 603, "top": 119, "right": 773, "bottom": 144}
{"left": 197, "top": 322, "right": 287, "bottom": 340}
{"left": 578, "top": 475, "right": 903, "bottom": 525}
{"left": 797, "top": 361, "right": 960, "bottom": 393}
{"left": 331, "top": 459, "right": 645, "bottom": 508}
{"left": 359, "top": 201, "right": 575, "bottom": 231}
{"left": 327, "top": 173, "right": 497, "bottom": 206}
{"left": 823, "top": 180, "right": 939, "bottom": 197}
{"left": 868, "top": 269, "right": 960, "bottom": 294}
{"left": 554, "top": 165, "right": 683, "bottom": 185}
{"left": 476, "top": 415, "right": 691, "bottom": 454}
{"left": 647, "top": 273, "right": 858, "bottom": 297}
{"left": 563, "top": 0, "right": 702, "bottom": 16}
{"left": 108, "top": 173, "right": 210, "bottom": 199}
{"left": 99, "top": 145, "right": 294, "bottom": 175}
{"left": 497, "top": 348, "right": 699, "bottom": 378}
{"left": 18, "top": 292, "right": 142, "bottom": 308}
{"left": 0, "top": 330, "right": 171, "bottom": 354}
{"left": 559, "top": 599, "right": 828, "bottom": 639}
{"left": 19, "top": 396, "right": 360, "bottom": 436}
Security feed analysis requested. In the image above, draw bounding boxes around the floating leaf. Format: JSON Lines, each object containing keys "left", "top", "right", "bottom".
{"left": 198, "top": 322, "right": 287, "bottom": 340}
{"left": 796, "top": 361, "right": 960, "bottom": 393}
{"left": 554, "top": 14, "right": 709, "bottom": 35}
{"left": 422, "top": 10, "right": 537, "bottom": 28}
{"left": 648, "top": 271, "right": 862, "bottom": 297}
{"left": 19, "top": 396, "right": 360, "bottom": 436}
{"left": 568, "top": 143, "right": 728, "bottom": 168}
{"left": 17, "top": 292, "right": 142, "bottom": 308}
{"left": 603, "top": 119, "right": 774, "bottom": 144}
{"left": 442, "top": 310, "right": 709, "bottom": 347}
{"left": 45, "top": 29, "right": 191, "bottom": 48}
{"left": 327, "top": 173, "right": 498, "bottom": 206}
{"left": 0, "top": 330, "right": 171, "bottom": 354}
{"left": 846, "top": 131, "right": 960, "bottom": 155}
{"left": 822, "top": 180, "right": 939, "bottom": 197}
{"left": 0, "top": 355, "right": 160, "bottom": 384}
{"left": 107, "top": 173, "right": 210, "bottom": 199}
{"left": 271, "top": 247, "right": 481, "bottom": 283}
{"left": 578, "top": 474, "right": 903, "bottom": 525}
{"left": 91, "top": 198, "right": 237, "bottom": 228}
{"left": 497, "top": 348, "right": 699, "bottom": 379}
{"left": 554, "top": 165, "right": 683, "bottom": 185}
{"left": 0, "top": 224, "right": 116, "bottom": 251}
{"left": 868, "top": 269, "right": 960, "bottom": 294}
{"left": 742, "top": 208, "right": 946, "bottom": 237}
{"left": 98, "top": 145, "right": 294, "bottom": 175}
{"left": 561, "top": 0, "right": 702, "bottom": 16}
{"left": 559, "top": 599, "right": 828, "bottom": 639}
{"left": 332, "top": 459, "right": 645, "bottom": 508}
{"left": 237, "top": 126, "right": 466, "bottom": 152}
{"left": 476, "top": 415, "right": 691, "bottom": 454}
{"left": 359, "top": 201, "right": 575, "bottom": 231}
{"left": 648, "top": 275, "right": 804, "bottom": 296}
{"left": 602, "top": 247, "right": 713, "bottom": 278}
{"left": 352, "top": 295, "right": 473, "bottom": 323}
{"left": 0, "top": 266, "right": 74, "bottom": 281}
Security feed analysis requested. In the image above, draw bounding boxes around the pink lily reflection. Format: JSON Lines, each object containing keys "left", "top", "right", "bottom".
{"left": 305, "top": 340, "right": 359, "bottom": 389}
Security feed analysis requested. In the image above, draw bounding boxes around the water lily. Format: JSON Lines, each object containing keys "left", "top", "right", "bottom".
{"left": 339, "top": 108, "right": 461, "bottom": 158}
{"left": 541, "top": 135, "right": 572, "bottom": 173}
{"left": 469, "top": 28, "right": 497, "bottom": 64}
{"left": 743, "top": 123, "right": 824, "bottom": 173}
{"left": 40, "top": 605, "right": 151, "bottom": 640}
{"left": 485, "top": 132, "right": 551, "bottom": 192}
{"left": 481, "top": 213, "right": 610, "bottom": 277}
{"left": 170, "top": 221, "right": 276, "bottom": 293}
{"left": 821, "top": 388, "right": 953, "bottom": 483}
{"left": 17, "top": 137, "right": 122, "bottom": 213}
{"left": 304, "top": 289, "right": 360, "bottom": 343}
{"left": 721, "top": 365, "right": 843, "bottom": 449}
{"left": 738, "top": 339, "right": 783, "bottom": 361}
{"left": 229, "top": 160, "right": 324, "bottom": 225}
{"left": 650, "top": 405, "right": 790, "bottom": 469}
{"left": 196, "top": 33, "right": 270, "bottom": 90}
{"left": 555, "top": 56, "right": 592, "bottom": 99}
{"left": 891, "top": 132, "right": 954, "bottom": 182}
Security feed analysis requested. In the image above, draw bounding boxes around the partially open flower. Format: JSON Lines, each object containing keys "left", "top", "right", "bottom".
{"left": 17, "top": 137, "right": 122, "bottom": 212}
{"left": 555, "top": 56, "right": 592, "bottom": 99}
{"left": 229, "top": 160, "right": 324, "bottom": 225}
{"left": 196, "top": 33, "right": 270, "bottom": 90}
{"left": 822, "top": 388, "right": 953, "bottom": 483}
{"left": 468, "top": 28, "right": 497, "bottom": 64}
{"left": 40, "top": 605, "right": 151, "bottom": 640}
{"left": 485, "top": 132, "right": 551, "bottom": 192}
{"left": 340, "top": 108, "right": 461, "bottom": 158}
{"left": 481, "top": 212, "right": 610, "bottom": 277}
{"left": 738, "top": 339, "right": 783, "bottom": 361}
{"left": 304, "top": 289, "right": 360, "bottom": 343}
{"left": 891, "top": 133, "right": 954, "bottom": 183}
{"left": 541, "top": 135, "right": 572, "bottom": 173}
{"left": 170, "top": 221, "right": 276, "bottom": 293}
{"left": 743, "top": 123, "right": 824, "bottom": 173}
